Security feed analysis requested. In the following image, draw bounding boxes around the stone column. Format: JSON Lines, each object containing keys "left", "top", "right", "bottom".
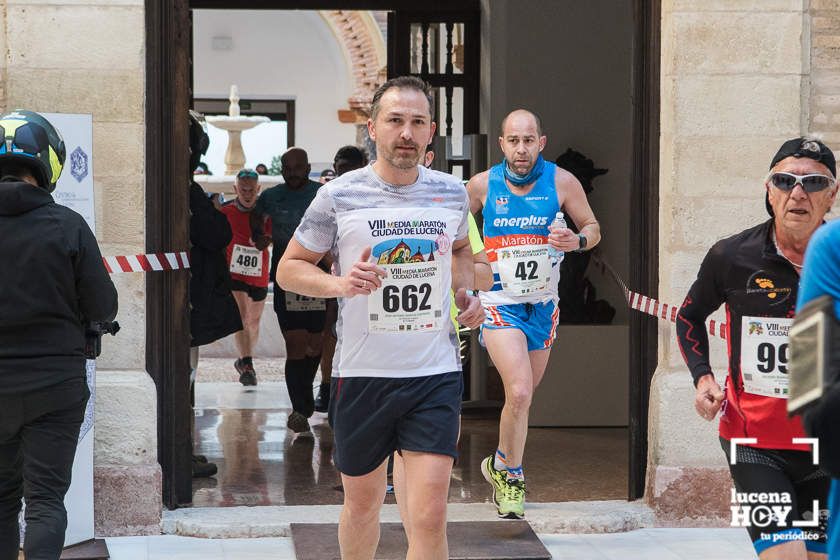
{"left": 3, "top": 0, "right": 161, "bottom": 535}
{"left": 648, "top": 0, "right": 807, "bottom": 525}
{"left": 810, "top": 0, "right": 840, "bottom": 154}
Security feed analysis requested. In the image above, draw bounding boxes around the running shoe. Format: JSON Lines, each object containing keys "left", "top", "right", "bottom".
{"left": 191, "top": 457, "right": 218, "bottom": 478}
{"left": 314, "top": 382, "right": 330, "bottom": 413}
{"left": 499, "top": 479, "right": 526, "bottom": 519}
{"left": 235, "top": 358, "right": 257, "bottom": 386}
{"left": 481, "top": 456, "right": 526, "bottom": 519}
{"left": 480, "top": 456, "right": 508, "bottom": 512}
{"left": 287, "top": 410, "right": 311, "bottom": 434}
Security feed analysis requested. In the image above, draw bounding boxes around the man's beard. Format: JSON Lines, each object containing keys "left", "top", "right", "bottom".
{"left": 383, "top": 144, "right": 421, "bottom": 169}
{"left": 507, "top": 156, "right": 535, "bottom": 176}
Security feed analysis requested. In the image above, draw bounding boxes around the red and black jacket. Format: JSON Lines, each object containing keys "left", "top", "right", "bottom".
{"left": 676, "top": 219, "right": 807, "bottom": 450}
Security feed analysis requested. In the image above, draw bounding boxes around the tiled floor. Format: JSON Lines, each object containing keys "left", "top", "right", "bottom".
{"left": 192, "top": 381, "right": 628, "bottom": 507}
{"left": 105, "top": 529, "right": 757, "bottom": 559}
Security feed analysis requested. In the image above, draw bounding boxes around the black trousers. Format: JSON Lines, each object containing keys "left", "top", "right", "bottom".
{"left": 0, "top": 377, "right": 88, "bottom": 560}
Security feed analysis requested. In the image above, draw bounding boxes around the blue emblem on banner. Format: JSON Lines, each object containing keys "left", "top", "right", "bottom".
{"left": 70, "top": 146, "right": 88, "bottom": 182}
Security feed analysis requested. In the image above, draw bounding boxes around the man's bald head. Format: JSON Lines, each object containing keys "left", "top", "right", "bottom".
{"left": 498, "top": 109, "right": 546, "bottom": 178}
{"left": 501, "top": 109, "right": 542, "bottom": 137}
{"left": 281, "top": 146, "right": 309, "bottom": 167}
{"left": 280, "top": 146, "right": 311, "bottom": 189}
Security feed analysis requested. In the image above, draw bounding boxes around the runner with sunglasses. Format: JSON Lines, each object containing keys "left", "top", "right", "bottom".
{"left": 221, "top": 168, "right": 271, "bottom": 386}
{"left": 677, "top": 137, "right": 839, "bottom": 559}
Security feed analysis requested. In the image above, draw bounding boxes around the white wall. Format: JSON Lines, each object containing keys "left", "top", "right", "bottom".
{"left": 193, "top": 9, "right": 357, "bottom": 165}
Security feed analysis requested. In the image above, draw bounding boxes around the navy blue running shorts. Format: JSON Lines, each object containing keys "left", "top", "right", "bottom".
{"left": 328, "top": 371, "right": 463, "bottom": 476}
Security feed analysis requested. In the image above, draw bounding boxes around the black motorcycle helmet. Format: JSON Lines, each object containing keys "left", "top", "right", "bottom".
{"left": 0, "top": 110, "right": 66, "bottom": 191}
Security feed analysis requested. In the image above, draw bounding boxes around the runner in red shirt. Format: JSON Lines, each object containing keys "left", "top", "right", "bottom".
{"left": 221, "top": 168, "right": 271, "bottom": 386}
{"left": 677, "top": 138, "right": 838, "bottom": 558}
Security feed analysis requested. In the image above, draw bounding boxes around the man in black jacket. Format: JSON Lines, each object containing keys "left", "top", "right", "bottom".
{"left": 0, "top": 110, "right": 118, "bottom": 560}
{"left": 187, "top": 112, "right": 241, "bottom": 478}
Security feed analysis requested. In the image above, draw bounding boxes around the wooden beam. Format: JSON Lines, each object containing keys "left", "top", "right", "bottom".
{"left": 190, "top": 0, "right": 480, "bottom": 10}
{"left": 145, "top": 0, "right": 194, "bottom": 508}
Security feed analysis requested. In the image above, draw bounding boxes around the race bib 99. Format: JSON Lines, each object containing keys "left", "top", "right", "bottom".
{"left": 740, "top": 316, "right": 793, "bottom": 399}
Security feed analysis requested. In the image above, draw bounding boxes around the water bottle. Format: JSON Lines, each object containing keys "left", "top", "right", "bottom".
{"left": 548, "top": 211, "right": 566, "bottom": 263}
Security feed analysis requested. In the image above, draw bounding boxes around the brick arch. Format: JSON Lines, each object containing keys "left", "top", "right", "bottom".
{"left": 320, "top": 10, "right": 387, "bottom": 119}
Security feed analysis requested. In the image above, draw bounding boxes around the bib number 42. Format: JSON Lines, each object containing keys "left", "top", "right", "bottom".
{"left": 383, "top": 284, "right": 432, "bottom": 313}
{"left": 514, "top": 260, "right": 538, "bottom": 281}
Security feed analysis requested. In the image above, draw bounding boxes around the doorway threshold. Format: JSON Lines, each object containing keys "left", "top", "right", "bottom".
{"left": 162, "top": 500, "right": 654, "bottom": 538}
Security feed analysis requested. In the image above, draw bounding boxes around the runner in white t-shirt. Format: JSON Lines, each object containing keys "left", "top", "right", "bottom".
{"left": 278, "top": 76, "right": 484, "bottom": 560}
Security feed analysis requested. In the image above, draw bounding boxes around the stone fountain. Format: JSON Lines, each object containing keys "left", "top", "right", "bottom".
{"left": 205, "top": 85, "right": 270, "bottom": 176}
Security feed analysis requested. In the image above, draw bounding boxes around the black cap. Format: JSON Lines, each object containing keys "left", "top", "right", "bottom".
{"left": 766, "top": 137, "right": 836, "bottom": 216}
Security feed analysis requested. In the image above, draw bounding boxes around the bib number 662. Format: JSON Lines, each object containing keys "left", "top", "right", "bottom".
{"left": 382, "top": 284, "right": 432, "bottom": 313}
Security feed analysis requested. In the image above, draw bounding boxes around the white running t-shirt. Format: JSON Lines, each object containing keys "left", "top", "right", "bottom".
{"left": 294, "top": 165, "right": 469, "bottom": 379}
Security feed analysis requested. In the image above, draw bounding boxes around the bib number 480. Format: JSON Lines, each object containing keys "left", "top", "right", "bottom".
{"left": 383, "top": 284, "right": 432, "bottom": 313}
{"left": 515, "top": 260, "right": 538, "bottom": 281}
{"left": 237, "top": 254, "right": 259, "bottom": 268}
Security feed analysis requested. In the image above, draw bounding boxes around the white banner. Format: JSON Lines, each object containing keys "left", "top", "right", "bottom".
{"left": 44, "top": 112, "right": 96, "bottom": 232}
{"left": 64, "top": 360, "right": 97, "bottom": 545}
{"left": 19, "top": 114, "right": 96, "bottom": 548}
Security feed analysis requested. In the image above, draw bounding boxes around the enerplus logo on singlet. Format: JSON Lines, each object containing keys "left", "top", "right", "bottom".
{"left": 492, "top": 215, "right": 549, "bottom": 229}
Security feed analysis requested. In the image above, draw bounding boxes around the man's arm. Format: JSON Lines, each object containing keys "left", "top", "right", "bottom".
{"left": 249, "top": 199, "right": 272, "bottom": 251}
{"left": 75, "top": 218, "right": 118, "bottom": 322}
{"left": 552, "top": 170, "right": 601, "bottom": 251}
{"left": 278, "top": 239, "right": 384, "bottom": 299}
{"left": 797, "top": 225, "right": 840, "bottom": 474}
{"left": 467, "top": 213, "right": 493, "bottom": 291}
{"left": 451, "top": 236, "right": 484, "bottom": 328}
{"left": 803, "top": 384, "right": 840, "bottom": 476}
{"left": 466, "top": 171, "right": 488, "bottom": 216}
{"left": 676, "top": 245, "right": 727, "bottom": 420}
{"left": 277, "top": 239, "right": 340, "bottom": 297}
{"left": 473, "top": 251, "right": 493, "bottom": 292}
{"left": 451, "top": 237, "right": 474, "bottom": 294}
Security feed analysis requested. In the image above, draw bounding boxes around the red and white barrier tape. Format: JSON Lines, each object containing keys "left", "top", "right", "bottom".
{"left": 102, "top": 252, "right": 190, "bottom": 274}
{"left": 591, "top": 254, "right": 727, "bottom": 340}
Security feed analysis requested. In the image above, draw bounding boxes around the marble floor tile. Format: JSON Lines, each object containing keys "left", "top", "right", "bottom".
{"left": 192, "top": 381, "right": 629, "bottom": 508}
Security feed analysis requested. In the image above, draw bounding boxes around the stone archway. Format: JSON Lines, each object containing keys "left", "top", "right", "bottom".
{"left": 320, "top": 10, "right": 387, "bottom": 123}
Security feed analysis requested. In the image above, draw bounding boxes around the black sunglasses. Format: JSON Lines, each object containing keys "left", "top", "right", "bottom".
{"left": 767, "top": 172, "right": 836, "bottom": 193}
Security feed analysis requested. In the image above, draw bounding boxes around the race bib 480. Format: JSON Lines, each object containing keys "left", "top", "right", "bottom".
{"left": 230, "top": 244, "right": 262, "bottom": 277}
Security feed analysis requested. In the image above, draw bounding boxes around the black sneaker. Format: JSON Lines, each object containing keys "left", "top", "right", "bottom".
{"left": 235, "top": 358, "right": 257, "bottom": 386}
{"left": 192, "top": 454, "right": 208, "bottom": 463}
{"left": 287, "top": 410, "right": 311, "bottom": 434}
{"left": 314, "top": 383, "right": 330, "bottom": 413}
{"left": 192, "top": 458, "right": 218, "bottom": 478}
